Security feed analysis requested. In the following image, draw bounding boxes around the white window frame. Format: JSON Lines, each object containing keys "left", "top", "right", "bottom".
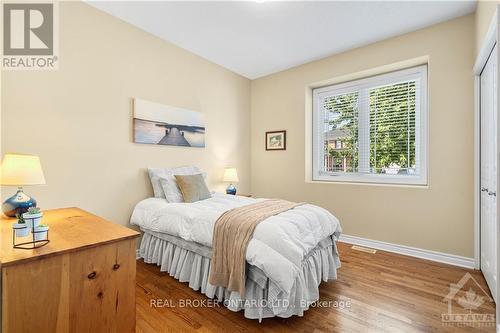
{"left": 312, "top": 65, "right": 428, "bottom": 186}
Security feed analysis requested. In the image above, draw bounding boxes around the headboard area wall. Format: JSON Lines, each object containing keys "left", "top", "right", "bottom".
{"left": 1, "top": 2, "right": 251, "bottom": 227}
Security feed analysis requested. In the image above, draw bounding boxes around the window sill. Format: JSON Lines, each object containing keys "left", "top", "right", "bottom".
{"left": 306, "top": 178, "right": 429, "bottom": 189}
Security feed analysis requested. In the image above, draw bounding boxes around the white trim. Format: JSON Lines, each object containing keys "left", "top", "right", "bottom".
{"left": 497, "top": 8, "right": 500, "bottom": 325}
{"left": 313, "top": 65, "right": 426, "bottom": 95}
{"left": 474, "top": 74, "right": 481, "bottom": 270}
{"left": 136, "top": 249, "right": 141, "bottom": 260}
{"left": 473, "top": 9, "right": 500, "bottom": 327}
{"left": 312, "top": 64, "right": 428, "bottom": 186}
{"left": 309, "top": 56, "right": 429, "bottom": 90}
{"left": 304, "top": 57, "right": 429, "bottom": 184}
{"left": 304, "top": 179, "right": 429, "bottom": 189}
{"left": 473, "top": 8, "right": 498, "bottom": 271}
{"left": 339, "top": 234, "right": 474, "bottom": 269}
{"left": 474, "top": 10, "right": 498, "bottom": 74}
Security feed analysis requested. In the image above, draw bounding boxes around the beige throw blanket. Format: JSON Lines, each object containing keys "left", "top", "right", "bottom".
{"left": 209, "top": 199, "right": 303, "bottom": 296}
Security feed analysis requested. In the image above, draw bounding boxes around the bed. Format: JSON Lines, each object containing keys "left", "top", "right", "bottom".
{"left": 131, "top": 192, "right": 342, "bottom": 320}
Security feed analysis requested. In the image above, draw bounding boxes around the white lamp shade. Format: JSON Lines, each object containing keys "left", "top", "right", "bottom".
{"left": 1, "top": 154, "right": 46, "bottom": 186}
{"left": 223, "top": 168, "right": 239, "bottom": 183}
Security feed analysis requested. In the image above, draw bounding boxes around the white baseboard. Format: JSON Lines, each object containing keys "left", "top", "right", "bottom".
{"left": 339, "top": 234, "right": 475, "bottom": 269}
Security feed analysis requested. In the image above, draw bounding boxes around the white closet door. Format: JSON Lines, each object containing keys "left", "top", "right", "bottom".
{"left": 480, "top": 44, "right": 497, "bottom": 302}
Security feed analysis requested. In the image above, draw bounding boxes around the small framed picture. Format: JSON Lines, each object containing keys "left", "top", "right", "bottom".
{"left": 266, "top": 130, "right": 286, "bottom": 151}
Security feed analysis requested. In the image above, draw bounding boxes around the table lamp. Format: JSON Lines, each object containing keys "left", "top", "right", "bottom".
{"left": 1, "top": 154, "right": 46, "bottom": 217}
{"left": 223, "top": 168, "right": 239, "bottom": 195}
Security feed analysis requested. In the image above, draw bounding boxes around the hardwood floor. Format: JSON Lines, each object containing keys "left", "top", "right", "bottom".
{"left": 136, "top": 242, "right": 496, "bottom": 333}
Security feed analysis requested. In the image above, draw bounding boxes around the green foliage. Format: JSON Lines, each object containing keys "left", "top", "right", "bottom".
{"left": 15, "top": 212, "right": 25, "bottom": 224}
{"left": 325, "top": 81, "right": 416, "bottom": 174}
{"left": 369, "top": 82, "right": 416, "bottom": 172}
{"left": 324, "top": 92, "right": 358, "bottom": 172}
{"left": 27, "top": 207, "right": 41, "bottom": 215}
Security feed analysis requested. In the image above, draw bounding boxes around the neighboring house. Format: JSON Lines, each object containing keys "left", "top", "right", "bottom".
{"left": 324, "top": 128, "right": 351, "bottom": 172}
{"left": 324, "top": 130, "right": 413, "bottom": 174}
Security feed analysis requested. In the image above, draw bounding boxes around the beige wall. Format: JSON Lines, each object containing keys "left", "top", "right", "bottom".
{"left": 1, "top": 2, "right": 251, "bottom": 227}
{"left": 251, "top": 15, "right": 475, "bottom": 257}
{"left": 475, "top": 0, "right": 499, "bottom": 57}
{"left": 0, "top": 4, "right": 481, "bottom": 257}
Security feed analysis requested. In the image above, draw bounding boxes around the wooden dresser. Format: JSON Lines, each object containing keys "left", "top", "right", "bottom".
{"left": 1, "top": 208, "right": 140, "bottom": 333}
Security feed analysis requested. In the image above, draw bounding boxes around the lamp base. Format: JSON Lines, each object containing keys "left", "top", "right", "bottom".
{"left": 226, "top": 184, "right": 237, "bottom": 195}
{"left": 2, "top": 188, "right": 37, "bottom": 217}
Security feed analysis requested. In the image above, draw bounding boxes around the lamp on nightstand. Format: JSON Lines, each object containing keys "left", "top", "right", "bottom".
{"left": 1, "top": 154, "right": 46, "bottom": 217}
{"left": 223, "top": 167, "right": 239, "bottom": 195}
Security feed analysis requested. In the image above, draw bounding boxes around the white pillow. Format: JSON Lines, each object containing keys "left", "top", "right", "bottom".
{"left": 148, "top": 166, "right": 205, "bottom": 200}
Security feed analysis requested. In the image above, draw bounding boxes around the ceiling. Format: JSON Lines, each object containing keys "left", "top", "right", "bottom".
{"left": 88, "top": 1, "right": 476, "bottom": 79}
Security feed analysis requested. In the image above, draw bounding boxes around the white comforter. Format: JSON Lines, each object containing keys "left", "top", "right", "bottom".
{"left": 130, "top": 193, "right": 341, "bottom": 295}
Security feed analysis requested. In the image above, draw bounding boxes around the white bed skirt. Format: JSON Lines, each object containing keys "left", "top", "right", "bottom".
{"left": 139, "top": 232, "right": 341, "bottom": 320}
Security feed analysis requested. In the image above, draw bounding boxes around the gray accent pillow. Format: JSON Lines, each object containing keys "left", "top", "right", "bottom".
{"left": 173, "top": 174, "right": 211, "bottom": 203}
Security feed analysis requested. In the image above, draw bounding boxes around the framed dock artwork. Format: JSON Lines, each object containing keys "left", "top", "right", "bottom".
{"left": 133, "top": 98, "right": 205, "bottom": 148}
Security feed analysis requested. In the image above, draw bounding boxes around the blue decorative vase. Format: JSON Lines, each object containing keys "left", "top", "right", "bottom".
{"left": 2, "top": 188, "right": 37, "bottom": 217}
{"left": 226, "top": 184, "right": 237, "bottom": 195}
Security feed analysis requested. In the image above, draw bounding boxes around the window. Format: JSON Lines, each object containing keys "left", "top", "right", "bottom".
{"left": 312, "top": 65, "right": 427, "bottom": 185}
